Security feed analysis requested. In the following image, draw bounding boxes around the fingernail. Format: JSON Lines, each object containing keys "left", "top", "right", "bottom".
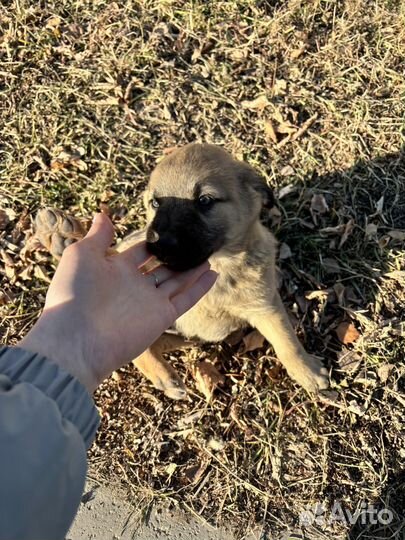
{"left": 92, "top": 213, "right": 102, "bottom": 224}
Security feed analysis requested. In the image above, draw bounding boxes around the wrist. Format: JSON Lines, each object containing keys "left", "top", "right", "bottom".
{"left": 19, "top": 308, "right": 100, "bottom": 393}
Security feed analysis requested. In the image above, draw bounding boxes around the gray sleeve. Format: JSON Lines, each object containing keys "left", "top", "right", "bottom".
{"left": 0, "top": 346, "right": 100, "bottom": 540}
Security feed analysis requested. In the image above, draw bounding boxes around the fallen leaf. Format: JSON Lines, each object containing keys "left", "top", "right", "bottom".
{"left": 365, "top": 222, "right": 378, "bottom": 239}
{"left": 320, "top": 224, "right": 346, "bottom": 235}
{"left": 224, "top": 328, "right": 245, "bottom": 347}
{"left": 273, "top": 79, "right": 287, "bottom": 96}
{"left": 378, "top": 235, "right": 391, "bottom": 248}
{"left": 34, "top": 265, "right": 51, "bottom": 283}
{"left": 333, "top": 282, "right": 346, "bottom": 306}
{"left": 375, "top": 196, "right": 384, "bottom": 214}
{"left": 207, "top": 438, "right": 225, "bottom": 451}
{"left": 278, "top": 183, "right": 296, "bottom": 199}
{"left": 337, "top": 350, "right": 362, "bottom": 373}
{"left": 0, "top": 290, "right": 14, "bottom": 306}
{"left": 336, "top": 321, "right": 361, "bottom": 344}
{"left": 51, "top": 147, "right": 87, "bottom": 172}
{"left": 193, "top": 361, "right": 225, "bottom": 401}
{"left": 279, "top": 242, "right": 292, "bottom": 259}
{"left": 263, "top": 119, "right": 278, "bottom": 143}
{"left": 388, "top": 230, "right": 405, "bottom": 241}
{"left": 182, "top": 462, "right": 206, "bottom": 485}
{"left": 339, "top": 219, "right": 355, "bottom": 248}
{"left": 305, "top": 289, "right": 331, "bottom": 301}
{"left": 348, "top": 400, "right": 367, "bottom": 416}
{"left": 377, "top": 364, "right": 394, "bottom": 383}
{"left": 279, "top": 165, "right": 295, "bottom": 177}
{"left": 241, "top": 330, "right": 265, "bottom": 353}
{"left": 310, "top": 193, "right": 329, "bottom": 216}
{"left": 241, "top": 95, "right": 269, "bottom": 111}
{"left": 165, "top": 463, "right": 177, "bottom": 478}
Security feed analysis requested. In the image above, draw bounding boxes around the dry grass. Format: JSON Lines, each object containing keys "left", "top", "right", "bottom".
{"left": 1, "top": 1, "right": 405, "bottom": 538}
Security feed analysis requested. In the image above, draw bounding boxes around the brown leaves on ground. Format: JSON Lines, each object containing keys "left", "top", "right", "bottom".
{"left": 50, "top": 147, "right": 87, "bottom": 172}
{"left": 336, "top": 321, "right": 361, "bottom": 344}
{"left": 193, "top": 360, "right": 225, "bottom": 401}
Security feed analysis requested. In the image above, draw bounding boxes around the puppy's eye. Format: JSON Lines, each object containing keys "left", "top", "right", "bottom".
{"left": 150, "top": 198, "right": 160, "bottom": 209}
{"left": 198, "top": 195, "right": 215, "bottom": 208}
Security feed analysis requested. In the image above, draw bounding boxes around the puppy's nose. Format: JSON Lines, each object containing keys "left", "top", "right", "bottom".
{"left": 146, "top": 228, "right": 159, "bottom": 243}
{"left": 157, "top": 233, "right": 178, "bottom": 251}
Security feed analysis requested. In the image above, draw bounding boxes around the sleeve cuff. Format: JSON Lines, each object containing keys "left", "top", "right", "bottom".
{"left": 0, "top": 346, "right": 100, "bottom": 449}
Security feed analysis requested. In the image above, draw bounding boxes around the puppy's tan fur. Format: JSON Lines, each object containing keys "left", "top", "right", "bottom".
{"left": 118, "top": 144, "right": 329, "bottom": 398}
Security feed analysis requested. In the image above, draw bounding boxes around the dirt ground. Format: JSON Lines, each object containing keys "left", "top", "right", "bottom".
{"left": 1, "top": 1, "right": 404, "bottom": 539}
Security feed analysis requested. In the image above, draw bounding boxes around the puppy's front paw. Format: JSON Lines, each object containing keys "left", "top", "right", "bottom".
{"left": 288, "top": 354, "right": 329, "bottom": 393}
{"left": 35, "top": 208, "right": 86, "bottom": 259}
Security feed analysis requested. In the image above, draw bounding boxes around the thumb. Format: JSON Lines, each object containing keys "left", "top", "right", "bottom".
{"left": 85, "top": 213, "right": 114, "bottom": 251}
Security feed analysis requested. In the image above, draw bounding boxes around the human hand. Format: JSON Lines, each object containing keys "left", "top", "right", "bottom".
{"left": 19, "top": 213, "right": 217, "bottom": 392}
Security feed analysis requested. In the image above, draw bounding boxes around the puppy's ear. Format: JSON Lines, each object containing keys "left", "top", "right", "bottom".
{"left": 237, "top": 162, "right": 275, "bottom": 209}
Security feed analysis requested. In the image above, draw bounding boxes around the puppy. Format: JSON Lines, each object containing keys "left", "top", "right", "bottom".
{"left": 35, "top": 144, "right": 329, "bottom": 399}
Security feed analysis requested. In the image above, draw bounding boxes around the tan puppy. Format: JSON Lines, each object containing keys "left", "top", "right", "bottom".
{"left": 35, "top": 144, "right": 329, "bottom": 399}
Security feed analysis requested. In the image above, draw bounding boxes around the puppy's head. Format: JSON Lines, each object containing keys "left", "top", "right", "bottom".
{"left": 144, "top": 144, "right": 273, "bottom": 271}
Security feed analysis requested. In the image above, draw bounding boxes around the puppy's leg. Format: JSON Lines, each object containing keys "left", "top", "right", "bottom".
{"left": 133, "top": 334, "right": 195, "bottom": 400}
{"left": 34, "top": 208, "right": 87, "bottom": 258}
{"left": 248, "top": 292, "right": 329, "bottom": 393}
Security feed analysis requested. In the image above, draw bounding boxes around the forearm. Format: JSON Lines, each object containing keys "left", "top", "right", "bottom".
{"left": 0, "top": 346, "right": 99, "bottom": 540}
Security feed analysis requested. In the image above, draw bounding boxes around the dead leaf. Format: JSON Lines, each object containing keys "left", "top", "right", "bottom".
{"left": 378, "top": 235, "right": 391, "bottom": 248}
{"left": 193, "top": 361, "right": 225, "bottom": 401}
{"left": 34, "top": 265, "right": 51, "bottom": 283}
{"left": 276, "top": 113, "right": 318, "bottom": 149}
{"left": 182, "top": 462, "right": 207, "bottom": 485}
{"left": 263, "top": 119, "right": 278, "bottom": 143}
{"left": 278, "top": 183, "right": 296, "bottom": 199}
{"left": 377, "top": 364, "right": 394, "bottom": 383}
{"left": 241, "top": 95, "right": 269, "bottom": 111}
{"left": 310, "top": 194, "right": 329, "bottom": 219}
{"left": 348, "top": 400, "right": 367, "bottom": 416}
{"left": 336, "top": 321, "right": 361, "bottom": 344}
{"left": 365, "top": 222, "right": 378, "bottom": 239}
{"left": 305, "top": 289, "right": 331, "bottom": 301}
{"left": 320, "top": 224, "right": 346, "bottom": 235}
{"left": 275, "top": 119, "right": 297, "bottom": 135}
{"left": 51, "top": 147, "right": 87, "bottom": 172}
{"left": 375, "top": 196, "right": 384, "bottom": 214}
{"left": 388, "top": 230, "right": 405, "bottom": 241}
{"left": 273, "top": 79, "right": 287, "bottom": 96}
{"left": 337, "top": 350, "right": 362, "bottom": 373}
{"left": 333, "top": 282, "right": 346, "bottom": 306}
{"left": 241, "top": 330, "right": 265, "bottom": 353}
{"left": 207, "top": 438, "right": 225, "bottom": 451}
{"left": 279, "top": 242, "right": 292, "bottom": 259}
{"left": 279, "top": 165, "right": 295, "bottom": 177}
{"left": 224, "top": 328, "right": 245, "bottom": 347}
{"left": 0, "top": 249, "right": 14, "bottom": 267}
{"left": 339, "top": 219, "right": 354, "bottom": 248}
